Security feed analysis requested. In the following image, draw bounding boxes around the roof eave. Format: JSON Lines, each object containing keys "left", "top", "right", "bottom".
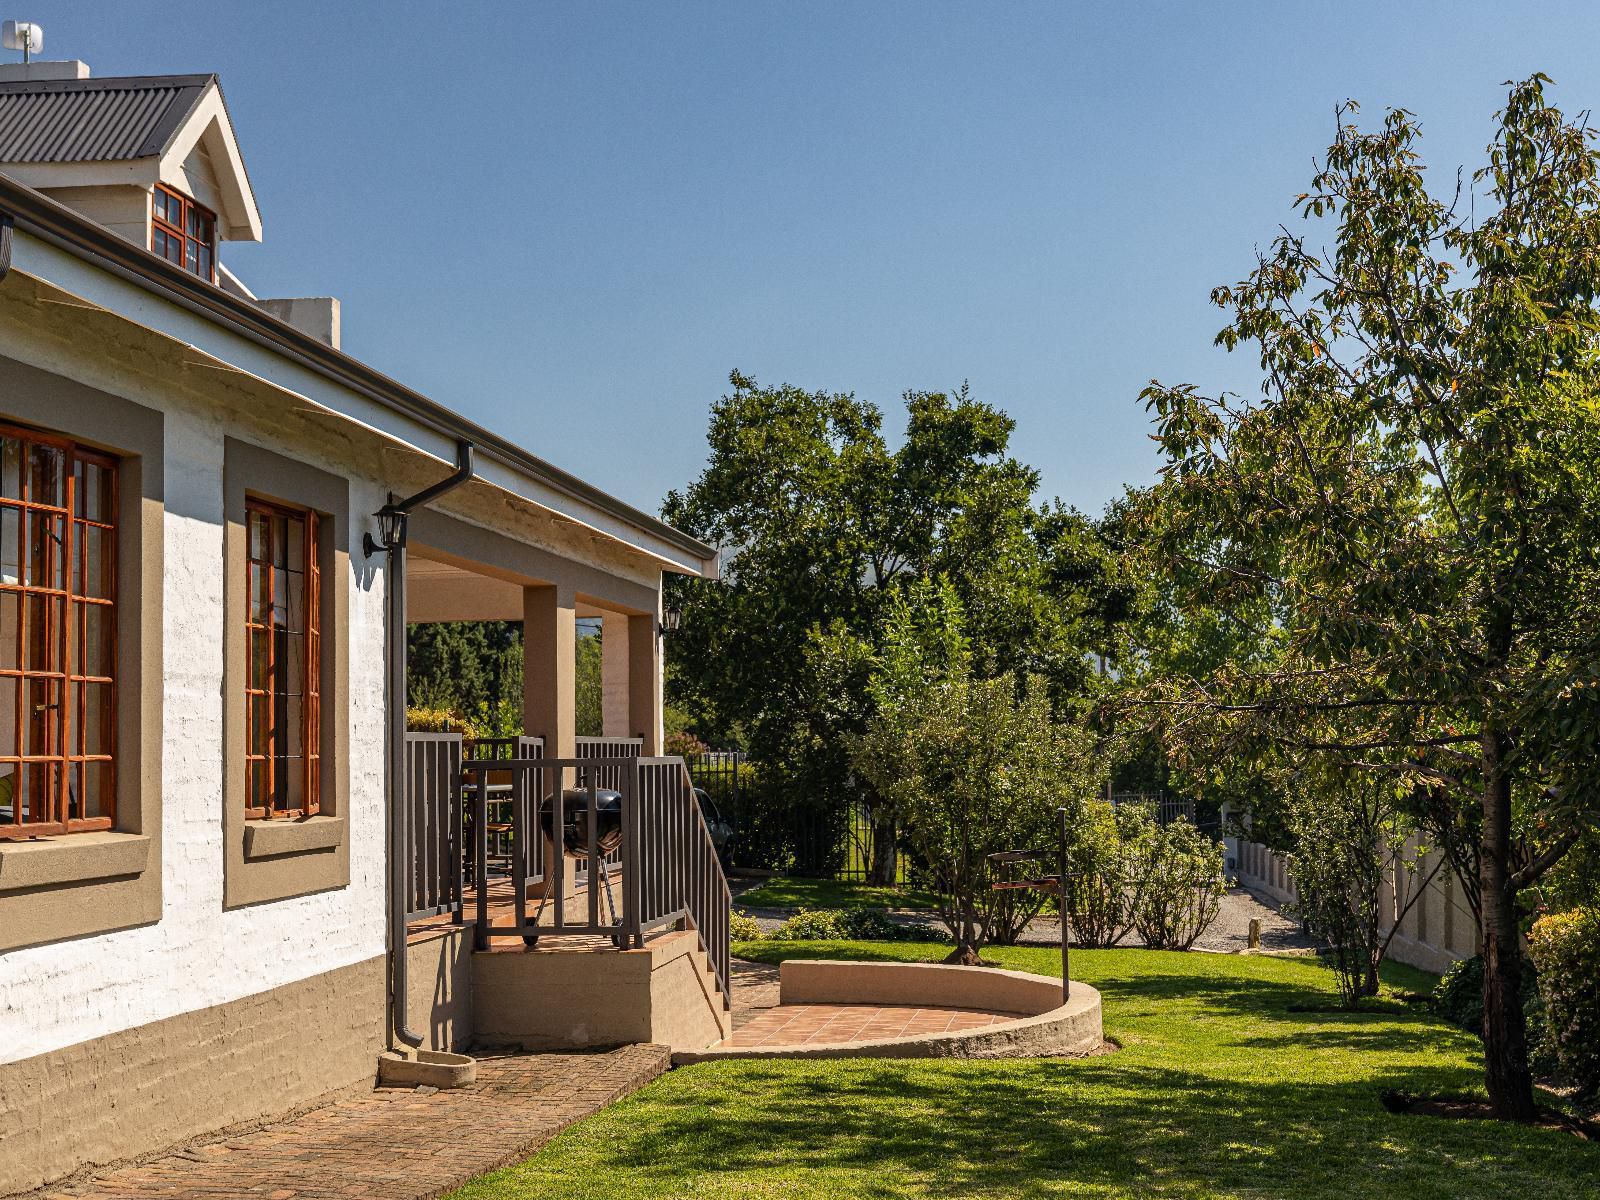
{"left": 0, "top": 173, "right": 718, "bottom": 576}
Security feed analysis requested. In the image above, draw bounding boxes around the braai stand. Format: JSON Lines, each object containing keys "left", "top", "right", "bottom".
{"left": 988, "top": 805, "right": 1074, "bottom": 1003}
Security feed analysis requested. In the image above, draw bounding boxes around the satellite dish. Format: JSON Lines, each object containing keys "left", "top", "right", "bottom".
{"left": 1, "top": 21, "right": 43, "bottom": 60}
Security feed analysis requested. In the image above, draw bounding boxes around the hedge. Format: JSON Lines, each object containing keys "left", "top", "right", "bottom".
{"left": 1528, "top": 907, "right": 1600, "bottom": 1098}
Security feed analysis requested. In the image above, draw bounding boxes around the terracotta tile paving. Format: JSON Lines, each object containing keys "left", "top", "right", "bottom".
{"left": 727, "top": 1003, "right": 1011, "bottom": 1047}
{"left": 407, "top": 870, "right": 621, "bottom": 946}
{"left": 33, "top": 1044, "right": 670, "bottom": 1200}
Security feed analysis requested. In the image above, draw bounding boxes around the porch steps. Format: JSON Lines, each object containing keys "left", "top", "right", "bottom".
{"left": 471, "top": 929, "right": 732, "bottom": 1053}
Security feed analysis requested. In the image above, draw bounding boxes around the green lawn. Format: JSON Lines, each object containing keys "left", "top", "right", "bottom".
{"left": 734, "top": 876, "right": 941, "bottom": 912}
{"left": 449, "top": 943, "right": 1598, "bottom": 1199}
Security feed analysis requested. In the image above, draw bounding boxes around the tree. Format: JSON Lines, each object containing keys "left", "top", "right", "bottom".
{"left": 852, "top": 581, "right": 1106, "bottom": 961}
{"left": 575, "top": 631, "right": 603, "bottom": 737}
{"left": 408, "top": 621, "right": 520, "bottom": 718}
{"left": 1133, "top": 77, "right": 1600, "bottom": 1118}
{"left": 1281, "top": 769, "right": 1438, "bottom": 1006}
{"left": 407, "top": 620, "right": 604, "bottom": 738}
{"left": 664, "top": 371, "right": 1125, "bottom": 880}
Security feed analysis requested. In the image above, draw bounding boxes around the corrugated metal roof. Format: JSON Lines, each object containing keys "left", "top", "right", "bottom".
{"left": 0, "top": 74, "right": 213, "bottom": 164}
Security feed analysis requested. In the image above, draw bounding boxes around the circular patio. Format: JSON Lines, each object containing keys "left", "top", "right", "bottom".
{"left": 673, "top": 959, "right": 1103, "bottom": 1063}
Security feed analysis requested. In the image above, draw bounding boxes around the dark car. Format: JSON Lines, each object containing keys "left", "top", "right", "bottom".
{"left": 694, "top": 787, "right": 735, "bottom": 854}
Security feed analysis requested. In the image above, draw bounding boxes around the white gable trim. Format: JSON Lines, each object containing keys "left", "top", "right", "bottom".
{"left": 157, "top": 83, "right": 261, "bottom": 242}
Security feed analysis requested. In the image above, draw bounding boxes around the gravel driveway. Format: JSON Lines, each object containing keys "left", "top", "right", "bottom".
{"left": 734, "top": 885, "right": 1316, "bottom": 955}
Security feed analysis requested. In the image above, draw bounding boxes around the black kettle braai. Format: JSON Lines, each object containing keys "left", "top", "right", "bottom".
{"left": 541, "top": 787, "right": 624, "bottom": 857}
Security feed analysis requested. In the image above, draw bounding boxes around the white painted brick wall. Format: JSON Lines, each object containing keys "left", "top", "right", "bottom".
{"left": 0, "top": 402, "right": 391, "bottom": 1066}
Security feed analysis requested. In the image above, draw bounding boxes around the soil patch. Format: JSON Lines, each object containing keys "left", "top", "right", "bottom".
{"left": 1380, "top": 1090, "right": 1599, "bottom": 1142}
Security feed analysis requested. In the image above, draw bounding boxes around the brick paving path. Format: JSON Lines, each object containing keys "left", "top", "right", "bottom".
{"left": 728, "top": 1003, "right": 1009, "bottom": 1048}
{"left": 36, "top": 1044, "right": 670, "bottom": 1200}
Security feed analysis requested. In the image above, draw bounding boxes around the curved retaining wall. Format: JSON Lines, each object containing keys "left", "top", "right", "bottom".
{"left": 674, "top": 959, "right": 1103, "bottom": 1063}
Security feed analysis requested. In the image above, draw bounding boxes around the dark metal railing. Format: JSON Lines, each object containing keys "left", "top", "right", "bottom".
{"left": 574, "top": 735, "right": 644, "bottom": 791}
{"left": 404, "top": 733, "right": 463, "bottom": 922}
{"left": 574, "top": 736, "right": 639, "bottom": 875}
{"left": 457, "top": 752, "right": 731, "bottom": 1009}
{"left": 630, "top": 757, "right": 731, "bottom": 1006}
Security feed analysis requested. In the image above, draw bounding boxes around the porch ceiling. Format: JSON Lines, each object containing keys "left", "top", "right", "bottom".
{"left": 407, "top": 554, "right": 620, "bottom": 623}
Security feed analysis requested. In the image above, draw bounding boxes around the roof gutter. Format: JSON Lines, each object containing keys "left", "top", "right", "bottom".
{"left": 0, "top": 175, "right": 716, "bottom": 570}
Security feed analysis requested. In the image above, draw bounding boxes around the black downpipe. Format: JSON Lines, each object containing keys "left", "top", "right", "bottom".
{"left": 370, "top": 440, "right": 475, "bottom": 1049}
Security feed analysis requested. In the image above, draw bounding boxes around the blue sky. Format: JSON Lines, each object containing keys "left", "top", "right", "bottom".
{"left": 17, "top": 3, "right": 1600, "bottom": 516}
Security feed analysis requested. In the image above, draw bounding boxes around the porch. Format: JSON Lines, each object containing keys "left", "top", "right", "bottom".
{"left": 396, "top": 530, "right": 731, "bottom": 1058}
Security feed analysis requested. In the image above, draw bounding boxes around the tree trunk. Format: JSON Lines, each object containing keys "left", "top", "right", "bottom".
{"left": 943, "top": 942, "right": 985, "bottom": 966}
{"left": 868, "top": 810, "right": 898, "bottom": 886}
{"left": 1479, "top": 733, "right": 1538, "bottom": 1122}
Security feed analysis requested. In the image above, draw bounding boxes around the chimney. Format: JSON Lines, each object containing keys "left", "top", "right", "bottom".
{"left": 258, "top": 297, "right": 341, "bottom": 350}
{"left": 0, "top": 60, "right": 90, "bottom": 82}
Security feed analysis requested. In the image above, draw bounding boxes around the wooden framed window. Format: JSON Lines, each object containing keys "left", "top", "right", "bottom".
{"left": 151, "top": 184, "right": 216, "bottom": 283}
{"left": 0, "top": 423, "right": 118, "bottom": 840}
{"left": 245, "top": 499, "right": 322, "bottom": 819}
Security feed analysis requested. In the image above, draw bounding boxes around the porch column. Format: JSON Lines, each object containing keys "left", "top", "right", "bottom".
{"left": 601, "top": 612, "right": 631, "bottom": 738}
{"left": 628, "top": 613, "right": 662, "bottom": 754}
{"left": 522, "top": 583, "right": 575, "bottom": 758}
{"left": 525, "top": 583, "right": 575, "bottom": 906}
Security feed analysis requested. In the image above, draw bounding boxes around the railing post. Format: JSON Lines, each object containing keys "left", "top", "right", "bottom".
{"left": 552, "top": 775, "right": 566, "bottom": 932}
{"left": 451, "top": 752, "right": 464, "bottom": 924}
{"left": 586, "top": 770, "right": 601, "bottom": 931}
{"left": 512, "top": 755, "right": 528, "bottom": 938}
{"left": 472, "top": 764, "right": 489, "bottom": 951}
{"left": 623, "top": 759, "right": 642, "bottom": 948}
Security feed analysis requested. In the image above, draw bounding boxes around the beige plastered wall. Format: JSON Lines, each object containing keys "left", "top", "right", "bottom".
{"left": 1232, "top": 834, "right": 1477, "bottom": 974}
{"left": 472, "top": 929, "right": 729, "bottom": 1051}
{"left": 0, "top": 956, "right": 386, "bottom": 1197}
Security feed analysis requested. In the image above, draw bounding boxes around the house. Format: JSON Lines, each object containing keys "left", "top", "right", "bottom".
{"left": 0, "top": 57, "right": 730, "bottom": 1197}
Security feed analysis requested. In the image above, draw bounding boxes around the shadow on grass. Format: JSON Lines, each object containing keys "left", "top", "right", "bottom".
{"left": 735, "top": 877, "right": 942, "bottom": 912}
{"left": 453, "top": 945, "right": 1595, "bottom": 1199}
{"left": 519, "top": 1058, "right": 1597, "bottom": 1199}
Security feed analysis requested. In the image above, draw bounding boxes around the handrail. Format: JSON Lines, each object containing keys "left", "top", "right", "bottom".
{"left": 455, "top": 752, "right": 732, "bottom": 1009}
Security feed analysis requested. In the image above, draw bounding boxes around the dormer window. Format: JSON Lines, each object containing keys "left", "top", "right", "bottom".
{"left": 151, "top": 184, "right": 215, "bottom": 282}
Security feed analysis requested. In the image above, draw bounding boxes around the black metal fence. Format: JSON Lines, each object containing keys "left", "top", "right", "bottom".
{"left": 1111, "top": 791, "right": 1197, "bottom": 827}
{"left": 684, "top": 748, "right": 907, "bottom": 882}
{"left": 682, "top": 750, "right": 1205, "bottom": 882}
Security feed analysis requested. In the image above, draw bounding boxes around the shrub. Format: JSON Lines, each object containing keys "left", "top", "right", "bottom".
{"left": 765, "top": 906, "right": 945, "bottom": 943}
{"left": 1066, "top": 799, "right": 1141, "bottom": 948}
{"left": 1433, "top": 953, "right": 1559, "bottom": 1079}
{"left": 406, "top": 706, "right": 471, "bottom": 735}
{"left": 1529, "top": 908, "right": 1600, "bottom": 1098}
{"left": 1434, "top": 955, "right": 1485, "bottom": 1034}
{"left": 1283, "top": 780, "right": 1393, "bottom": 1007}
{"left": 1125, "top": 816, "right": 1227, "bottom": 951}
{"left": 666, "top": 730, "right": 710, "bottom": 758}
{"left": 770, "top": 908, "right": 848, "bottom": 940}
{"left": 729, "top": 912, "right": 764, "bottom": 943}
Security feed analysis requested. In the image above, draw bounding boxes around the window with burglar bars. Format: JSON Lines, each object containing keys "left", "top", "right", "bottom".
{"left": 0, "top": 424, "right": 118, "bottom": 839}
{"left": 245, "top": 499, "right": 322, "bottom": 819}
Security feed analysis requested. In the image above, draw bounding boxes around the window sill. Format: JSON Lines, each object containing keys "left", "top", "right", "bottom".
{"left": 0, "top": 831, "right": 151, "bottom": 893}
{"left": 243, "top": 814, "right": 344, "bottom": 860}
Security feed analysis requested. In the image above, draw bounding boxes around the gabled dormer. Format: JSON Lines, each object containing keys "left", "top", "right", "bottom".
{"left": 0, "top": 63, "right": 261, "bottom": 286}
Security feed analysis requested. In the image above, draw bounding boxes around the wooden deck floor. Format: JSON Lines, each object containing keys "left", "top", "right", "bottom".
{"left": 407, "top": 864, "right": 631, "bottom": 947}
